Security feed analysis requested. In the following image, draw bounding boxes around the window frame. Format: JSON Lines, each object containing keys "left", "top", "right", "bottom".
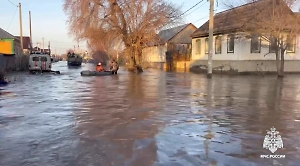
{"left": 227, "top": 34, "right": 235, "bottom": 53}
{"left": 269, "top": 37, "right": 277, "bottom": 53}
{"left": 195, "top": 39, "right": 201, "bottom": 54}
{"left": 250, "top": 35, "right": 261, "bottom": 53}
{"left": 32, "top": 57, "right": 40, "bottom": 61}
{"left": 205, "top": 38, "right": 209, "bottom": 54}
{"left": 286, "top": 36, "right": 296, "bottom": 53}
{"left": 215, "top": 36, "right": 222, "bottom": 54}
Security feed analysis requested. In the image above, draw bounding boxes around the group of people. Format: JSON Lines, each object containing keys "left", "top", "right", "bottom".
{"left": 96, "top": 59, "right": 119, "bottom": 74}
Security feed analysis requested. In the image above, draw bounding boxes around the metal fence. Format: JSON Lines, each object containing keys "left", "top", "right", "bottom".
{"left": 0, "top": 54, "right": 29, "bottom": 71}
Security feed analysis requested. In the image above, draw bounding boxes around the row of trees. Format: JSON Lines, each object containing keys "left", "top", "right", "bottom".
{"left": 63, "top": 0, "right": 183, "bottom": 69}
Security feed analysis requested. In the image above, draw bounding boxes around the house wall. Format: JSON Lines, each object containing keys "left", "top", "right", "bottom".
{"left": 142, "top": 44, "right": 167, "bottom": 69}
{"left": 169, "top": 24, "right": 197, "bottom": 44}
{"left": 142, "top": 24, "right": 197, "bottom": 70}
{"left": 0, "top": 55, "right": 16, "bottom": 71}
{"left": 0, "top": 39, "right": 26, "bottom": 71}
{"left": 191, "top": 34, "right": 300, "bottom": 73}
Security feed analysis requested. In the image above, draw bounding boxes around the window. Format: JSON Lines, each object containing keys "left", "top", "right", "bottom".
{"left": 286, "top": 36, "right": 296, "bottom": 53}
{"left": 269, "top": 37, "right": 277, "bottom": 53}
{"left": 227, "top": 35, "right": 235, "bottom": 53}
{"left": 251, "top": 35, "right": 261, "bottom": 53}
{"left": 32, "top": 57, "right": 39, "bottom": 61}
{"left": 215, "top": 36, "right": 222, "bottom": 54}
{"left": 40, "top": 57, "right": 48, "bottom": 62}
{"left": 195, "top": 39, "right": 201, "bottom": 54}
{"left": 205, "top": 38, "right": 209, "bottom": 54}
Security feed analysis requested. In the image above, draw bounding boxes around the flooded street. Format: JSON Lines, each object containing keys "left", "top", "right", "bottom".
{"left": 1, "top": 61, "right": 300, "bottom": 166}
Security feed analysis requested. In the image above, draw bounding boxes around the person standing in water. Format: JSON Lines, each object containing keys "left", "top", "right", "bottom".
{"left": 110, "top": 60, "right": 119, "bottom": 74}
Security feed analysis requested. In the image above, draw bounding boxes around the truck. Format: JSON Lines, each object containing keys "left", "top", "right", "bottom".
{"left": 67, "top": 52, "right": 82, "bottom": 66}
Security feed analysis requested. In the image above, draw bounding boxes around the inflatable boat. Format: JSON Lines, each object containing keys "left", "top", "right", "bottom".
{"left": 0, "top": 81, "right": 8, "bottom": 86}
{"left": 80, "top": 70, "right": 113, "bottom": 76}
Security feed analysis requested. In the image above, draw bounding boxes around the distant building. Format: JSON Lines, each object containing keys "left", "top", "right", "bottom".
{"left": 15, "top": 36, "right": 32, "bottom": 55}
{"left": 142, "top": 23, "right": 197, "bottom": 70}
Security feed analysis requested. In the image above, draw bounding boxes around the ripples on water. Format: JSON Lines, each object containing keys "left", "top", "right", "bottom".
{"left": 0, "top": 61, "right": 300, "bottom": 166}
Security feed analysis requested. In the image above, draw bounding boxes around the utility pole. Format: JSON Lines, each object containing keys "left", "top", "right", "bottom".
{"left": 29, "top": 11, "right": 32, "bottom": 51}
{"left": 77, "top": 41, "right": 79, "bottom": 53}
{"left": 19, "top": 3, "right": 23, "bottom": 50}
{"left": 42, "top": 37, "right": 44, "bottom": 52}
{"left": 207, "top": 0, "right": 215, "bottom": 78}
{"left": 48, "top": 41, "right": 50, "bottom": 55}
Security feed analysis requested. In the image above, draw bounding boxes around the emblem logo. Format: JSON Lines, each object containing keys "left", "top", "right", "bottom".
{"left": 263, "top": 127, "right": 283, "bottom": 153}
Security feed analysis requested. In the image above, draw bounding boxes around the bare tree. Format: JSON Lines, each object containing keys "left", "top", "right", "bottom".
{"left": 222, "top": 0, "right": 300, "bottom": 77}
{"left": 63, "top": 0, "right": 182, "bottom": 69}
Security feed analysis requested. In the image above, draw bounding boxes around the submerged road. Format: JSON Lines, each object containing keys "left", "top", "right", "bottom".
{"left": 0, "top": 61, "right": 300, "bottom": 166}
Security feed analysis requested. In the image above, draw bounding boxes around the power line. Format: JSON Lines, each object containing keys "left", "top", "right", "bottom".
{"left": 7, "top": 0, "right": 18, "bottom": 7}
{"left": 179, "top": 0, "right": 205, "bottom": 17}
{"left": 194, "top": 8, "right": 219, "bottom": 23}
{"left": 194, "top": 15, "right": 209, "bottom": 23}
{"left": 7, "top": 6, "right": 18, "bottom": 30}
{"left": 185, "top": 1, "right": 209, "bottom": 17}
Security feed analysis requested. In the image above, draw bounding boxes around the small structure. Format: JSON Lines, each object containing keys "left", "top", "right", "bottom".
{"left": 142, "top": 23, "right": 197, "bottom": 70}
{"left": 15, "top": 36, "right": 32, "bottom": 55}
{"left": 190, "top": 0, "right": 300, "bottom": 74}
{"left": 0, "top": 28, "right": 23, "bottom": 71}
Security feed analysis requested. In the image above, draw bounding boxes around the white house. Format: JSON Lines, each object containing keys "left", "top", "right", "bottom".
{"left": 142, "top": 23, "right": 197, "bottom": 69}
{"left": 190, "top": 0, "right": 300, "bottom": 74}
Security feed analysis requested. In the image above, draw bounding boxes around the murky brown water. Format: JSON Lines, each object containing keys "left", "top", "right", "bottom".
{"left": 1, "top": 61, "right": 300, "bottom": 166}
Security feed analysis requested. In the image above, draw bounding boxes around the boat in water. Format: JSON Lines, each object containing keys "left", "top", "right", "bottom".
{"left": 80, "top": 70, "right": 113, "bottom": 76}
{"left": 0, "top": 81, "right": 8, "bottom": 86}
{"left": 67, "top": 52, "right": 82, "bottom": 66}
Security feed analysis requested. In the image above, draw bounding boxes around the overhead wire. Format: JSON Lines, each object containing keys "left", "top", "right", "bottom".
{"left": 7, "top": 5, "right": 18, "bottom": 30}
{"left": 179, "top": 0, "right": 206, "bottom": 17}
{"left": 7, "top": 0, "right": 18, "bottom": 7}
{"left": 185, "top": 1, "right": 209, "bottom": 17}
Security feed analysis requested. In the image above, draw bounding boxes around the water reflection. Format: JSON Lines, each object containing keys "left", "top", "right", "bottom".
{"left": 156, "top": 75, "right": 300, "bottom": 166}
{"left": 73, "top": 69, "right": 164, "bottom": 166}
{"left": 1, "top": 62, "right": 300, "bottom": 166}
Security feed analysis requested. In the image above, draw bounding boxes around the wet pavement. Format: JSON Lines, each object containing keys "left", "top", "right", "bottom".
{"left": 1, "top": 61, "right": 300, "bottom": 166}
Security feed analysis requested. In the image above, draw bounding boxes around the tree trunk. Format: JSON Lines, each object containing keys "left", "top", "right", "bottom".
{"left": 134, "top": 38, "right": 142, "bottom": 66}
{"left": 125, "top": 46, "right": 136, "bottom": 68}
{"left": 275, "top": 50, "right": 280, "bottom": 76}
{"left": 278, "top": 49, "right": 285, "bottom": 77}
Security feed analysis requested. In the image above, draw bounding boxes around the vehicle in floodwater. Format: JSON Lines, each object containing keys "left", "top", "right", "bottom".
{"left": 29, "top": 52, "right": 52, "bottom": 72}
{"left": 67, "top": 52, "right": 82, "bottom": 66}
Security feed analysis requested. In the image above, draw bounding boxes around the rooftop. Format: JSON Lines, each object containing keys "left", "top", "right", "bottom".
{"left": 191, "top": 0, "right": 297, "bottom": 38}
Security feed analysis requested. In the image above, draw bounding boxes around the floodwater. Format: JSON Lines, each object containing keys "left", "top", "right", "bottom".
{"left": 1, "top": 61, "right": 300, "bottom": 166}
